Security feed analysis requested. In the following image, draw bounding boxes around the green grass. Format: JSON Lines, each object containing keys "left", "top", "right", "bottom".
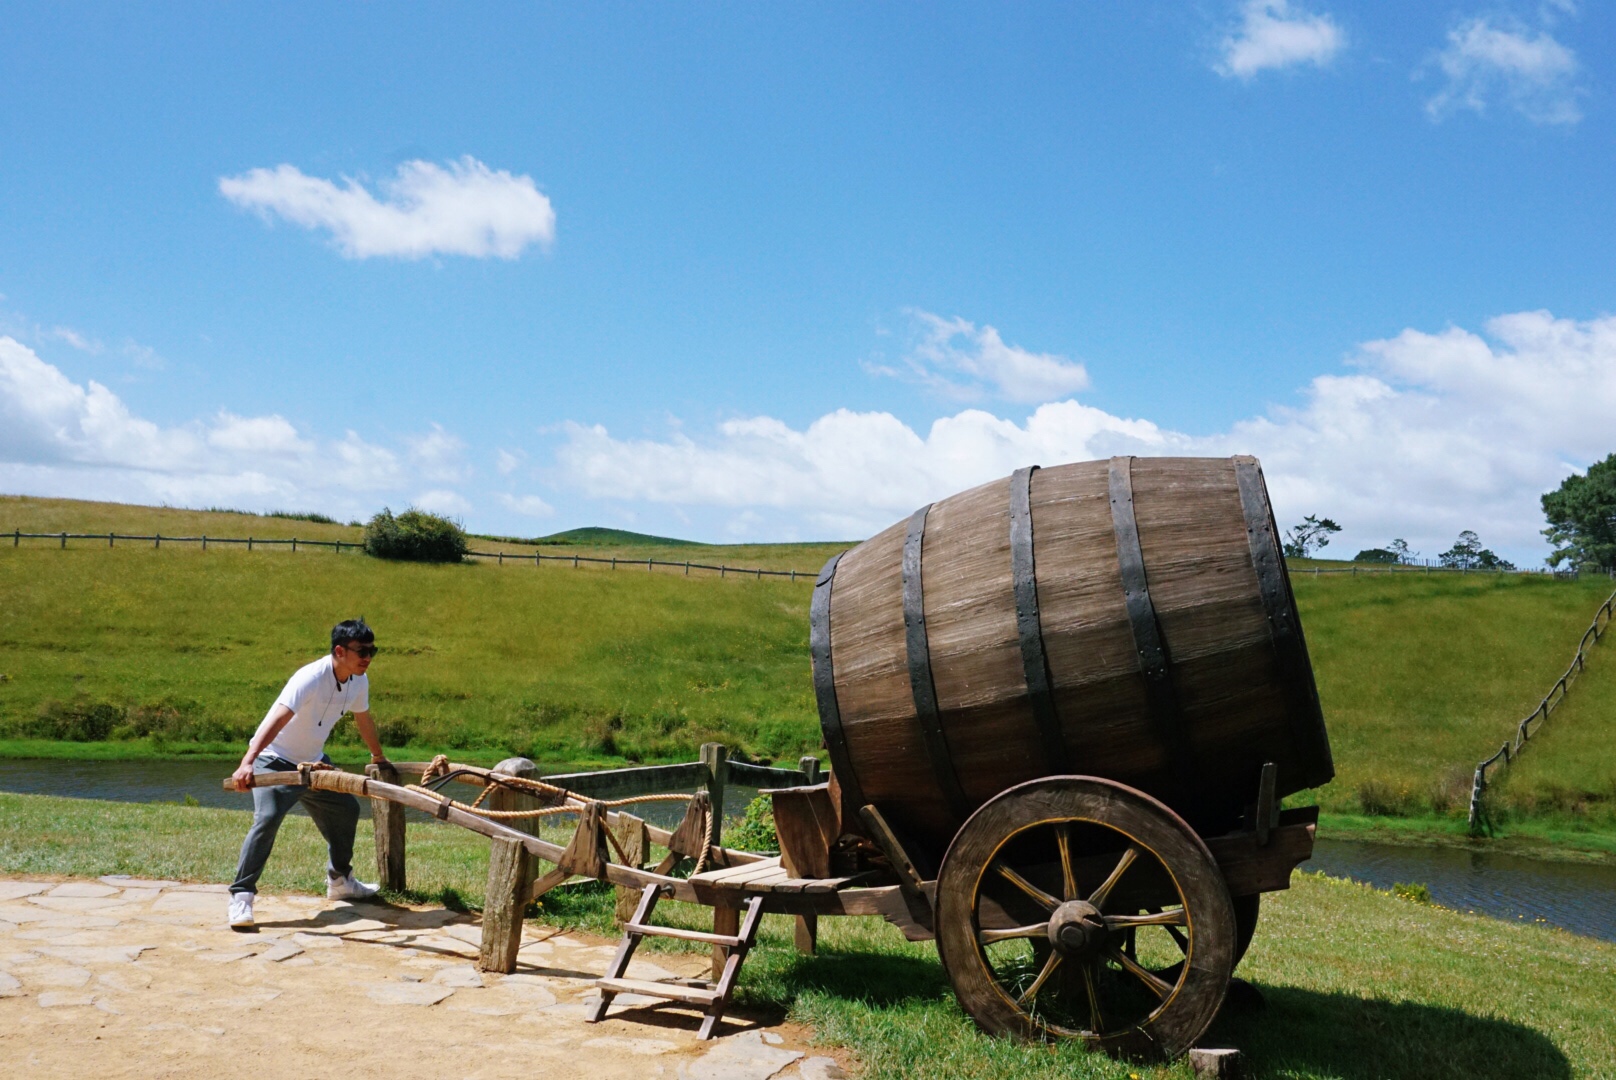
{"left": 1291, "top": 571, "right": 1616, "bottom": 826}
{"left": 3, "top": 789, "right": 1613, "bottom": 1079}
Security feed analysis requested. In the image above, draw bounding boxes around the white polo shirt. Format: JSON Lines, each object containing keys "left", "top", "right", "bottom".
{"left": 263, "top": 654, "right": 369, "bottom": 765}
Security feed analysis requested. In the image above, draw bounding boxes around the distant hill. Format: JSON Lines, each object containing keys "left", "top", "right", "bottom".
{"left": 533, "top": 526, "right": 701, "bottom": 547}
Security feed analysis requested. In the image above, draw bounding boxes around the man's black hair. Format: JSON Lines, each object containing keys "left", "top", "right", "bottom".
{"left": 331, "top": 618, "right": 374, "bottom": 652}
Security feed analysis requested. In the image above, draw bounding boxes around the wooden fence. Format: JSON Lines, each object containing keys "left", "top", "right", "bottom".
{"left": 1467, "top": 585, "right": 1616, "bottom": 833}
{"left": 365, "top": 742, "right": 824, "bottom": 894}
{"left": 4, "top": 529, "right": 820, "bottom": 581}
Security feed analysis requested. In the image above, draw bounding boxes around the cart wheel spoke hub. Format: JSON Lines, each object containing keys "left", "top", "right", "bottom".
{"left": 1047, "top": 900, "right": 1107, "bottom": 958}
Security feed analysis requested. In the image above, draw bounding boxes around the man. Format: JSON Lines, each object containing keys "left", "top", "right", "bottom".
{"left": 227, "top": 618, "right": 392, "bottom": 930}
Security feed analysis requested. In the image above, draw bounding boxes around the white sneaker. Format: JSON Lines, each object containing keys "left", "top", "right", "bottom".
{"left": 327, "top": 873, "right": 380, "bottom": 901}
{"left": 228, "top": 892, "right": 255, "bottom": 930}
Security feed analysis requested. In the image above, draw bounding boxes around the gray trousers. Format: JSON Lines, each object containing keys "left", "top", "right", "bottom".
{"left": 230, "top": 753, "right": 360, "bottom": 895}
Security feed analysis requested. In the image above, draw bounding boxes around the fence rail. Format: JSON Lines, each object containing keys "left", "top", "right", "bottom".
{"left": 1467, "top": 585, "right": 1616, "bottom": 833}
{"left": 3, "top": 529, "right": 820, "bottom": 581}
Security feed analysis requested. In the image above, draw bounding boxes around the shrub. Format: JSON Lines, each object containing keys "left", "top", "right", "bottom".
{"left": 725, "top": 795, "right": 779, "bottom": 853}
{"left": 1391, "top": 881, "right": 1433, "bottom": 904}
{"left": 363, "top": 507, "right": 468, "bottom": 563}
{"left": 1354, "top": 548, "right": 1400, "bottom": 564}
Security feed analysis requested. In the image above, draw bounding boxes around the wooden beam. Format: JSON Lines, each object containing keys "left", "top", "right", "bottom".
{"left": 479, "top": 836, "right": 531, "bottom": 973}
{"left": 366, "top": 763, "right": 406, "bottom": 892}
{"left": 700, "top": 743, "right": 728, "bottom": 850}
{"left": 612, "top": 812, "right": 650, "bottom": 924}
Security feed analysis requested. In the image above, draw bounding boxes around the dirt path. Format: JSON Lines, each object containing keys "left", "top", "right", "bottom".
{"left": 0, "top": 875, "right": 846, "bottom": 1080}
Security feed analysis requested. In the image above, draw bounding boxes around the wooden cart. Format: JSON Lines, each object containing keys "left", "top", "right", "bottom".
{"left": 232, "top": 454, "right": 1329, "bottom": 1061}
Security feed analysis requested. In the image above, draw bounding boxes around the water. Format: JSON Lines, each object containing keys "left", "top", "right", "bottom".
{"left": 1310, "top": 836, "right": 1616, "bottom": 943}
{"left": 0, "top": 757, "right": 759, "bottom": 832}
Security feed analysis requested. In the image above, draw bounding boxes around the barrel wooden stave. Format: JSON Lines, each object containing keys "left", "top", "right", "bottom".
{"left": 818, "top": 455, "right": 1331, "bottom": 863}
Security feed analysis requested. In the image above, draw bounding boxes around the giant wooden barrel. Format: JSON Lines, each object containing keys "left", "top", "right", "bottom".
{"left": 811, "top": 455, "right": 1332, "bottom": 862}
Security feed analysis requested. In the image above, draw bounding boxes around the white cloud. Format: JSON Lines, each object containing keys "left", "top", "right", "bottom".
{"left": 1425, "top": 16, "right": 1582, "bottom": 125}
{"left": 219, "top": 156, "right": 556, "bottom": 260}
{"left": 413, "top": 489, "right": 471, "bottom": 517}
{"left": 1216, "top": 0, "right": 1345, "bottom": 79}
{"left": 406, "top": 423, "right": 469, "bottom": 482}
{"left": 495, "top": 449, "right": 524, "bottom": 476}
{"left": 497, "top": 492, "right": 556, "bottom": 518}
{"left": 0, "top": 335, "right": 466, "bottom": 520}
{"left": 867, "top": 311, "right": 1090, "bottom": 404}
{"left": 48, "top": 326, "right": 101, "bottom": 353}
{"left": 553, "top": 311, "right": 1616, "bottom": 561}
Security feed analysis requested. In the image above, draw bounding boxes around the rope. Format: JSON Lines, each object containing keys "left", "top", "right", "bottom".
{"left": 690, "top": 801, "right": 713, "bottom": 875}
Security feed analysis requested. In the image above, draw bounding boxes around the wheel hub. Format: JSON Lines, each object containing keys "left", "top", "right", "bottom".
{"left": 1046, "top": 900, "right": 1107, "bottom": 958}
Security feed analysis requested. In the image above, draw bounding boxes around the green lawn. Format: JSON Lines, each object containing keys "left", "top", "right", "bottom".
{"left": 2, "top": 789, "right": 1612, "bottom": 1079}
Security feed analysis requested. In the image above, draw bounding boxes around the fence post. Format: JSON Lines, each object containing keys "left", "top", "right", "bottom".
{"left": 479, "top": 836, "right": 531, "bottom": 974}
{"left": 293, "top": 538, "right": 298, "bottom": 553}
{"left": 248, "top": 536, "right": 253, "bottom": 551}
{"left": 490, "top": 757, "right": 540, "bottom": 839}
{"left": 202, "top": 535, "right": 207, "bottom": 551}
{"left": 611, "top": 557, "right": 616, "bottom": 570}
{"left": 498, "top": 551, "right": 503, "bottom": 565}
{"left": 13, "top": 529, "right": 17, "bottom": 547}
{"left": 700, "top": 742, "right": 728, "bottom": 851}
{"left": 685, "top": 561, "right": 690, "bottom": 575}
{"left": 647, "top": 558, "right": 652, "bottom": 572}
{"left": 721, "top": 566, "right": 726, "bottom": 578}
{"left": 60, "top": 532, "right": 66, "bottom": 549}
{"left": 155, "top": 533, "right": 161, "bottom": 550}
{"left": 367, "top": 762, "right": 407, "bottom": 891}
{"left": 108, "top": 532, "right": 114, "bottom": 548}
{"left": 799, "top": 755, "right": 821, "bottom": 785}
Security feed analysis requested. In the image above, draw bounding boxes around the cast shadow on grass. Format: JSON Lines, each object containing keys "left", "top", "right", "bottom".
{"left": 738, "top": 947, "right": 953, "bottom": 1012}
{"left": 1207, "top": 984, "right": 1570, "bottom": 1080}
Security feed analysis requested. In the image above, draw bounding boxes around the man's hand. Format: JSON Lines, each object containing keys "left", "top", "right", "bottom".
{"left": 231, "top": 761, "right": 256, "bottom": 793}
{"left": 369, "top": 753, "right": 393, "bottom": 771}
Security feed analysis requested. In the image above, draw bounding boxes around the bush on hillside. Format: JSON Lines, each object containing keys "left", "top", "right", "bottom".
{"left": 1354, "top": 548, "right": 1400, "bottom": 563}
{"left": 363, "top": 507, "right": 468, "bottom": 563}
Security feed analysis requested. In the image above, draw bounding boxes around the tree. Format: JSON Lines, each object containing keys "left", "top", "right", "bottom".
{"left": 1282, "top": 515, "right": 1342, "bottom": 559}
{"left": 1542, "top": 453, "right": 1616, "bottom": 571}
{"left": 1354, "top": 548, "right": 1399, "bottom": 564}
{"left": 1389, "top": 538, "right": 1418, "bottom": 565}
{"left": 1438, "top": 530, "right": 1515, "bottom": 572}
{"left": 363, "top": 507, "right": 469, "bottom": 563}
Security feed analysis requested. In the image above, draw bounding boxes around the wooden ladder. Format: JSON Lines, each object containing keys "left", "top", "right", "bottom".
{"left": 587, "top": 883, "right": 765, "bottom": 1040}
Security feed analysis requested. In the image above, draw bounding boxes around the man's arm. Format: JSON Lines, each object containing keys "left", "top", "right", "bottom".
{"left": 231, "top": 705, "right": 295, "bottom": 792}
{"left": 353, "top": 710, "right": 390, "bottom": 768}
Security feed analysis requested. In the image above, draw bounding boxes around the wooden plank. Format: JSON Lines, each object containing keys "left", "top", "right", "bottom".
{"left": 596, "top": 977, "right": 718, "bottom": 1006}
{"left": 1205, "top": 818, "right": 1315, "bottom": 896}
{"left": 544, "top": 762, "right": 709, "bottom": 801}
{"left": 690, "top": 857, "right": 784, "bottom": 884}
{"left": 711, "top": 904, "right": 740, "bottom": 981}
{"left": 556, "top": 801, "right": 608, "bottom": 879}
{"left": 623, "top": 923, "right": 744, "bottom": 948}
{"left": 478, "top": 836, "right": 531, "bottom": 974}
{"left": 728, "top": 760, "right": 814, "bottom": 786}
{"left": 612, "top": 813, "right": 650, "bottom": 924}
{"left": 366, "top": 763, "right": 406, "bottom": 892}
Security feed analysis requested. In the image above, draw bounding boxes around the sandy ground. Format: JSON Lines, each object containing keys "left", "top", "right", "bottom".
{"left": 0, "top": 875, "right": 847, "bottom": 1080}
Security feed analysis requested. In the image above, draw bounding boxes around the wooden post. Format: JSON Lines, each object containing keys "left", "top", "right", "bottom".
{"left": 491, "top": 756, "right": 540, "bottom": 839}
{"left": 711, "top": 902, "right": 740, "bottom": 981}
{"left": 700, "top": 742, "right": 728, "bottom": 850}
{"left": 479, "top": 836, "right": 531, "bottom": 974}
{"left": 367, "top": 763, "right": 406, "bottom": 891}
{"left": 612, "top": 812, "right": 650, "bottom": 924}
{"left": 798, "top": 755, "right": 821, "bottom": 786}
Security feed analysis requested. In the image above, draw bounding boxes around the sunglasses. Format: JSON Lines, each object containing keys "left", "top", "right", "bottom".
{"left": 344, "top": 644, "right": 379, "bottom": 659}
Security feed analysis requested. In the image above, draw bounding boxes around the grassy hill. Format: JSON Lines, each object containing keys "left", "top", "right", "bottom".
{"left": 3, "top": 496, "right": 1615, "bottom": 832}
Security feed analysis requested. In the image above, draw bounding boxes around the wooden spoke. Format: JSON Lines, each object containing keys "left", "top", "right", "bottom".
{"left": 1056, "top": 823, "right": 1077, "bottom": 901}
{"left": 979, "top": 922, "right": 1050, "bottom": 945}
{"left": 1108, "top": 948, "right": 1175, "bottom": 1000}
{"left": 1016, "top": 950, "right": 1063, "bottom": 1006}
{"left": 1086, "top": 845, "right": 1139, "bottom": 910}
{"left": 1080, "top": 960, "right": 1106, "bottom": 1034}
{"left": 1103, "top": 907, "right": 1187, "bottom": 930}
{"left": 994, "top": 862, "right": 1061, "bottom": 913}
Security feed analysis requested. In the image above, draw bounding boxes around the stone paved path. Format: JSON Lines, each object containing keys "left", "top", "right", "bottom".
{"left": 0, "top": 875, "right": 848, "bottom": 1080}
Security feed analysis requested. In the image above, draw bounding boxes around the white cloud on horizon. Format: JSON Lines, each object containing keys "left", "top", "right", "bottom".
{"left": 1216, "top": 0, "right": 1345, "bottom": 79}
{"left": 497, "top": 492, "right": 556, "bottom": 518}
{"left": 866, "top": 311, "right": 1091, "bottom": 404}
{"left": 554, "top": 310, "right": 1616, "bottom": 562}
{"left": 0, "top": 335, "right": 439, "bottom": 519}
{"left": 219, "top": 157, "right": 556, "bottom": 260}
{"left": 1425, "top": 15, "right": 1582, "bottom": 125}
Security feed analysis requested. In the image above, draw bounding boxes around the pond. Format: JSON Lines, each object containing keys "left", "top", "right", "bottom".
{"left": 3, "top": 758, "right": 1613, "bottom": 943}
{"left": 0, "top": 757, "right": 761, "bottom": 833}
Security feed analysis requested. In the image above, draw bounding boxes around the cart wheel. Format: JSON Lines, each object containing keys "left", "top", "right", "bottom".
{"left": 935, "top": 776, "right": 1236, "bottom": 1061}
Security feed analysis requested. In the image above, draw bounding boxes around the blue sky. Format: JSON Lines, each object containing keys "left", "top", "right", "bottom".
{"left": 3, "top": 2, "right": 1614, "bottom": 562}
